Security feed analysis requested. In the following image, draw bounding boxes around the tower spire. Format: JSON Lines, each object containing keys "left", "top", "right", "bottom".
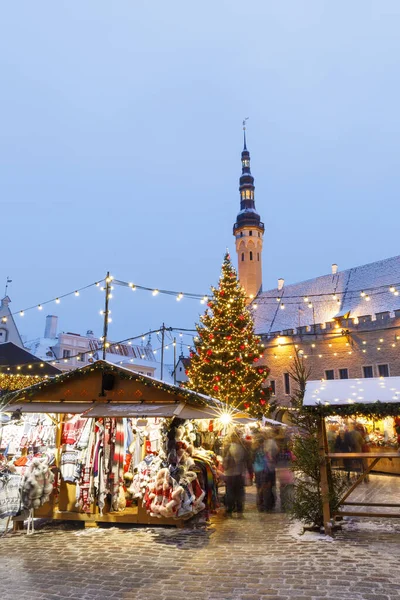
{"left": 243, "top": 117, "right": 248, "bottom": 150}
{"left": 233, "top": 123, "right": 264, "bottom": 300}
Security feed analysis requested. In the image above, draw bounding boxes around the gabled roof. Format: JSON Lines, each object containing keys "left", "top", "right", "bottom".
{"left": 254, "top": 254, "right": 400, "bottom": 334}
{"left": 1, "top": 360, "right": 220, "bottom": 408}
{"left": 0, "top": 342, "right": 61, "bottom": 375}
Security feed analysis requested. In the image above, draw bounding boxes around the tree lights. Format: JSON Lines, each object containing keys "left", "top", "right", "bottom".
{"left": 185, "top": 253, "right": 270, "bottom": 417}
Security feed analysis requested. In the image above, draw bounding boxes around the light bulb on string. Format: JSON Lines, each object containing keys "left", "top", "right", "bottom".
{"left": 365, "top": 295, "right": 370, "bottom": 301}
{"left": 332, "top": 294, "right": 337, "bottom": 300}
{"left": 1, "top": 317, "right": 7, "bottom": 323}
{"left": 280, "top": 303, "right": 285, "bottom": 310}
{"left": 303, "top": 297, "right": 309, "bottom": 303}
{"left": 38, "top": 305, "right": 43, "bottom": 311}
{"left": 176, "top": 293, "right": 184, "bottom": 301}
{"left": 390, "top": 285, "right": 396, "bottom": 293}
{"left": 308, "top": 302, "right": 313, "bottom": 308}
{"left": 360, "top": 291, "right": 366, "bottom": 297}
{"left": 276, "top": 297, "right": 281, "bottom": 302}
{"left": 152, "top": 289, "right": 159, "bottom": 296}
{"left": 19, "top": 311, "right": 24, "bottom": 317}
{"left": 74, "top": 291, "right": 79, "bottom": 297}
{"left": 55, "top": 298, "right": 60, "bottom": 304}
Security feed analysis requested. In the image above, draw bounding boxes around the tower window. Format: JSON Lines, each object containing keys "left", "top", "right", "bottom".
{"left": 249, "top": 230, "right": 252, "bottom": 236}
{"left": 240, "top": 232, "right": 243, "bottom": 237}
{"left": 241, "top": 253, "right": 244, "bottom": 262}
{"left": 257, "top": 253, "right": 260, "bottom": 261}
{"left": 249, "top": 251, "right": 253, "bottom": 261}
{"left": 242, "top": 159, "right": 250, "bottom": 167}
{"left": 258, "top": 232, "right": 260, "bottom": 237}
{"left": 284, "top": 373, "right": 290, "bottom": 395}
{"left": 245, "top": 190, "right": 251, "bottom": 199}
{"left": 241, "top": 191, "right": 246, "bottom": 200}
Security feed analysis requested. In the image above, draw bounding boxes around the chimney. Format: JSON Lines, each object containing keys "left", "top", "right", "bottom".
{"left": 44, "top": 315, "right": 58, "bottom": 339}
{"left": 277, "top": 278, "right": 284, "bottom": 291}
{"left": 332, "top": 264, "right": 338, "bottom": 275}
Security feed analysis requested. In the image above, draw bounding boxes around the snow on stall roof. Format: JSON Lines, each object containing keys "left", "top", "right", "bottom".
{"left": 254, "top": 254, "right": 400, "bottom": 334}
{"left": 303, "top": 377, "right": 400, "bottom": 406}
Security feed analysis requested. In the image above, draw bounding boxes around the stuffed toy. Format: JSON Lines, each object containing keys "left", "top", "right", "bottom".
{"left": 21, "top": 458, "right": 55, "bottom": 510}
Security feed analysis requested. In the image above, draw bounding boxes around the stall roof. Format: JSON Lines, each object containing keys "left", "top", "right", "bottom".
{"left": 304, "top": 377, "right": 400, "bottom": 407}
{"left": 0, "top": 359, "right": 223, "bottom": 413}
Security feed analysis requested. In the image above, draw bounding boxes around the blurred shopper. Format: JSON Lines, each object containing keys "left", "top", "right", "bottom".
{"left": 223, "top": 431, "right": 250, "bottom": 518}
{"left": 252, "top": 434, "right": 275, "bottom": 512}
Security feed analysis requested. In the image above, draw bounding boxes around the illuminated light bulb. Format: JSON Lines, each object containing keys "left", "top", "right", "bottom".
{"left": 141, "top": 354, "right": 145, "bottom": 359}
{"left": 311, "top": 344, "right": 316, "bottom": 348}
{"left": 308, "top": 302, "right": 313, "bottom": 308}
{"left": 328, "top": 343, "right": 332, "bottom": 348}
{"left": 142, "top": 336, "right": 145, "bottom": 340}
{"left": 28, "top": 365, "right": 32, "bottom": 369}
{"left": 397, "top": 336, "right": 400, "bottom": 341}
{"left": 303, "top": 297, "right": 309, "bottom": 303}
{"left": 319, "top": 354, "right": 322, "bottom": 358}
{"left": 173, "top": 342, "right": 176, "bottom": 346}
{"left": 253, "top": 304, "right": 258, "bottom": 310}
{"left": 132, "top": 285, "right": 137, "bottom": 291}
{"left": 99, "top": 310, "right": 104, "bottom": 315}
{"left": 379, "top": 338, "right": 384, "bottom": 343}
{"left": 106, "top": 276, "right": 112, "bottom": 283}
{"left": 348, "top": 351, "right": 352, "bottom": 355}
{"left": 88, "top": 353, "right": 93, "bottom": 358}
{"left": 392, "top": 343, "right": 396, "bottom": 348}
{"left": 176, "top": 293, "right": 184, "bottom": 301}
{"left": 362, "top": 349, "right": 366, "bottom": 353}
{"left": 377, "top": 347, "right": 381, "bottom": 350}
{"left": 40, "top": 363, "right": 44, "bottom": 367}
{"left": 365, "top": 295, "right": 370, "bottom": 301}
{"left": 19, "top": 311, "right": 24, "bottom": 317}
{"left": 294, "top": 344, "right": 298, "bottom": 349}
{"left": 115, "top": 345, "right": 119, "bottom": 350}
{"left": 390, "top": 285, "right": 396, "bottom": 293}
{"left": 280, "top": 303, "right": 285, "bottom": 310}
{"left": 332, "top": 294, "right": 337, "bottom": 300}
{"left": 153, "top": 350, "right": 157, "bottom": 354}
{"left": 304, "top": 355, "right": 308, "bottom": 359}
{"left": 179, "top": 333, "right": 183, "bottom": 337}
{"left": 360, "top": 291, "right": 366, "bottom": 297}
{"left": 38, "top": 305, "right": 43, "bottom": 310}
{"left": 334, "top": 352, "right": 337, "bottom": 356}
{"left": 219, "top": 412, "right": 232, "bottom": 426}
{"left": 108, "top": 294, "right": 113, "bottom": 299}
{"left": 100, "top": 287, "right": 105, "bottom": 292}
{"left": 362, "top": 340, "right": 367, "bottom": 345}
{"left": 1, "top": 317, "right": 7, "bottom": 323}
{"left": 95, "top": 282, "right": 100, "bottom": 287}
{"left": 105, "top": 342, "right": 110, "bottom": 348}
{"left": 110, "top": 286, "right": 114, "bottom": 291}
{"left": 64, "top": 359, "right": 68, "bottom": 363}
{"left": 249, "top": 294, "right": 254, "bottom": 299}
{"left": 74, "top": 291, "right": 79, "bottom": 296}
{"left": 108, "top": 317, "right": 112, "bottom": 323}
{"left": 152, "top": 289, "right": 159, "bottom": 296}
{"left": 276, "top": 297, "right": 281, "bottom": 302}
{"left": 395, "top": 291, "right": 399, "bottom": 296}
{"left": 17, "top": 366, "right": 21, "bottom": 370}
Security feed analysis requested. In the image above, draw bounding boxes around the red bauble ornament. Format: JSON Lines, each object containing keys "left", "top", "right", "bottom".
{"left": 209, "top": 333, "right": 214, "bottom": 339}
{"left": 239, "top": 315, "right": 245, "bottom": 320}
{"left": 240, "top": 345, "right": 245, "bottom": 350}
{"left": 244, "top": 403, "right": 250, "bottom": 409}
{"left": 258, "top": 369, "right": 264, "bottom": 374}
{"left": 207, "top": 349, "right": 212, "bottom": 356}
{"left": 207, "top": 302, "right": 213, "bottom": 308}
{"left": 204, "top": 358, "right": 210, "bottom": 363}
{"left": 214, "top": 376, "right": 220, "bottom": 381}
{"left": 241, "top": 386, "right": 246, "bottom": 392}
{"left": 226, "top": 335, "right": 232, "bottom": 341}
{"left": 220, "top": 290, "right": 225, "bottom": 296}
{"left": 260, "top": 399, "right": 266, "bottom": 405}
{"left": 185, "top": 370, "right": 189, "bottom": 375}
{"left": 190, "top": 352, "right": 194, "bottom": 358}
{"left": 253, "top": 358, "right": 259, "bottom": 363}
{"left": 236, "top": 357, "right": 241, "bottom": 362}
{"left": 213, "top": 385, "right": 219, "bottom": 391}
{"left": 231, "top": 370, "right": 236, "bottom": 376}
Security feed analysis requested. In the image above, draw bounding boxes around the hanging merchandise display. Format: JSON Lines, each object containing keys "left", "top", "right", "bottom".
{"left": 0, "top": 360, "right": 224, "bottom": 528}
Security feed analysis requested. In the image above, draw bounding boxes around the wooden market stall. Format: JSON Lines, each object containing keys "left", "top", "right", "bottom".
{"left": 303, "top": 377, "right": 400, "bottom": 535}
{"left": 1, "top": 360, "right": 222, "bottom": 528}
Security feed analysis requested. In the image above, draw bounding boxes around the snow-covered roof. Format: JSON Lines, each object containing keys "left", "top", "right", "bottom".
{"left": 254, "top": 254, "right": 400, "bottom": 334}
{"left": 303, "top": 377, "right": 400, "bottom": 406}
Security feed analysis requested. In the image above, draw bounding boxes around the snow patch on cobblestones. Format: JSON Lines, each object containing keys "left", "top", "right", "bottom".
{"left": 288, "top": 520, "right": 335, "bottom": 542}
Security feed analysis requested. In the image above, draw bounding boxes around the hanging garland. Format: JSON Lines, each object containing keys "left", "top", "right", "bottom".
{"left": 304, "top": 401, "right": 400, "bottom": 420}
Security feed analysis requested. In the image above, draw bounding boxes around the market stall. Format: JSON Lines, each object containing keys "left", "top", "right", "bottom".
{"left": 0, "top": 361, "right": 223, "bottom": 528}
{"left": 303, "top": 376, "right": 400, "bottom": 534}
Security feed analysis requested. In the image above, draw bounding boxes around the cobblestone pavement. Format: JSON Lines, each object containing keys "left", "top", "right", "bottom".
{"left": 1, "top": 475, "right": 400, "bottom": 600}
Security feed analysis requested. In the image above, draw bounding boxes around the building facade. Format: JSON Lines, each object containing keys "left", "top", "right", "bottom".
{"left": 0, "top": 296, "right": 24, "bottom": 348}
{"left": 233, "top": 135, "right": 400, "bottom": 410}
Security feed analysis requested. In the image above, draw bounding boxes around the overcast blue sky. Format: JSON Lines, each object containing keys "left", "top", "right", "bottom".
{"left": 1, "top": 1, "right": 400, "bottom": 348}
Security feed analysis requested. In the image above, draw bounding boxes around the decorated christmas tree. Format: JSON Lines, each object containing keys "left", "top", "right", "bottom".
{"left": 186, "top": 252, "right": 270, "bottom": 417}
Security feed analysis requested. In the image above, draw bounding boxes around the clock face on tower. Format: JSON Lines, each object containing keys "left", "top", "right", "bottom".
{"left": 242, "top": 159, "right": 250, "bottom": 167}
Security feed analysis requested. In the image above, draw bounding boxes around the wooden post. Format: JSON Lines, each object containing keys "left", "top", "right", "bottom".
{"left": 102, "top": 272, "right": 111, "bottom": 360}
{"left": 318, "top": 415, "right": 332, "bottom": 535}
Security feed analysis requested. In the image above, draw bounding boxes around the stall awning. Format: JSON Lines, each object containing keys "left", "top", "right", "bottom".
{"left": 81, "top": 402, "right": 220, "bottom": 419}
{"left": 1, "top": 402, "right": 94, "bottom": 414}
{"left": 304, "top": 377, "right": 400, "bottom": 406}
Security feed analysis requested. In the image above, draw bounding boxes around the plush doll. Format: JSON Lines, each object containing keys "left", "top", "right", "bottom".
{"left": 21, "top": 458, "right": 55, "bottom": 510}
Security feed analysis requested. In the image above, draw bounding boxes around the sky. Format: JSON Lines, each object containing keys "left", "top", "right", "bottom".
{"left": 1, "top": 1, "right": 400, "bottom": 351}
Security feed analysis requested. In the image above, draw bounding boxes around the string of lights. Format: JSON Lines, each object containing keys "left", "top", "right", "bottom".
{"left": 1, "top": 279, "right": 104, "bottom": 322}
{"left": 112, "top": 275, "right": 400, "bottom": 303}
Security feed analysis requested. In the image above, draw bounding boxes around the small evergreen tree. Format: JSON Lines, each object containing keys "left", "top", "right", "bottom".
{"left": 288, "top": 351, "right": 349, "bottom": 529}
{"left": 186, "top": 252, "right": 270, "bottom": 417}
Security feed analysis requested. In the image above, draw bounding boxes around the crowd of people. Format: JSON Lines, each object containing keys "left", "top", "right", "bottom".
{"left": 221, "top": 427, "right": 294, "bottom": 517}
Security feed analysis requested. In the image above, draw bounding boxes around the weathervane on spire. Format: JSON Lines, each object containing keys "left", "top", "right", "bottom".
{"left": 4, "top": 276, "right": 12, "bottom": 297}
{"left": 242, "top": 117, "right": 249, "bottom": 149}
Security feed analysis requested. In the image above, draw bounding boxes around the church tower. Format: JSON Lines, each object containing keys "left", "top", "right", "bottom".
{"left": 233, "top": 124, "right": 264, "bottom": 300}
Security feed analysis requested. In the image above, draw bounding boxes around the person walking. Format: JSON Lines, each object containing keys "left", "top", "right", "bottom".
{"left": 222, "top": 431, "right": 250, "bottom": 518}
{"left": 252, "top": 434, "right": 275, "bottom": 512}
